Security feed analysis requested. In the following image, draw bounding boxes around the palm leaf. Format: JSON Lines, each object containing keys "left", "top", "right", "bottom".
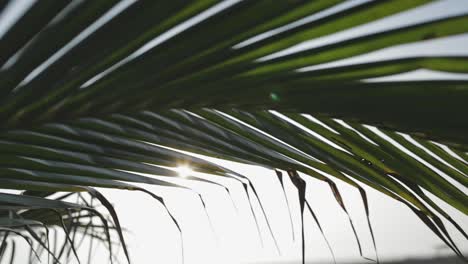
{"left": 0, "top": 1, "right": 466, "bottom": 263}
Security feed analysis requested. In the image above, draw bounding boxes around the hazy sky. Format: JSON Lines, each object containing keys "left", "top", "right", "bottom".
{"left": 90, "top": 156, "right": 467, "bottom": 264}
{"left": 1, "top": 0, "right": 468, "bottom": 263}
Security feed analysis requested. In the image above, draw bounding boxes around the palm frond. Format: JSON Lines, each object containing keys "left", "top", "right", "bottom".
{"left": 0, "top": 1, "right": 467, "bottom": 263}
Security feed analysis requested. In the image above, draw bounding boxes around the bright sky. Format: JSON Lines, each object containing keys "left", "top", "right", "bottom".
{"left": 4, "top": 156, "right": 468, "bottom": 264}
{"left": 85, "top": 156, "right": 466, "bottom": 264}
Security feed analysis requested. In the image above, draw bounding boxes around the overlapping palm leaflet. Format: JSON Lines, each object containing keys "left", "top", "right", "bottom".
{"left": 0, "top": 0, "right": 467, "bottom": 263}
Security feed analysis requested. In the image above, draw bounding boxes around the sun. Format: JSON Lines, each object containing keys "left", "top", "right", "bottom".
{"left": 176, "top": 165, "right": 193, "bottom": 178}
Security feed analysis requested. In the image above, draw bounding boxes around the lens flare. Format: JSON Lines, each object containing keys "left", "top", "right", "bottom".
{"left": 176, "top": 165, "right": 192, "bottom": 178}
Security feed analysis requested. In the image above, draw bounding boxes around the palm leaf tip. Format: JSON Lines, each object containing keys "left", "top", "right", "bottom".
{"left": 1, "top": 0, "right": 467, "bottom": 262}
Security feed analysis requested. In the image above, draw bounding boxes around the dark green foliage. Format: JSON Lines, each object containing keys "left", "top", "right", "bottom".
{"left": 0, "top": 1, "right": 467, "bottom": 263}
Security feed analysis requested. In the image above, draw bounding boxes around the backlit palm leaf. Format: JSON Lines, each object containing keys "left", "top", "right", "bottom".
{"left": 0, "top": 1, "right": 466, "bottom": 263}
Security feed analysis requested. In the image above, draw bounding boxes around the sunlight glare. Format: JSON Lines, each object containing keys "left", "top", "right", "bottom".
{"left": 176, "top": 165, "right": 193, "bottom": 178}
